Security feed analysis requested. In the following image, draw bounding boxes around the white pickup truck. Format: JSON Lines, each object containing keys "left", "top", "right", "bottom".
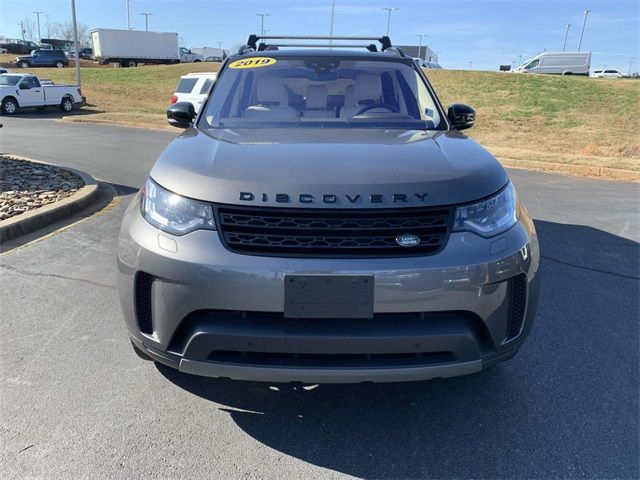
{"left": 0, "top": 73, "right": 86, "bottom": 115}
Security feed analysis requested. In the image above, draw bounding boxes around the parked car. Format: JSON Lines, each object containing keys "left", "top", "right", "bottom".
{"left": 592, "top": 69, "right": 625, "bottom": 78}
{"left": 205, "top": 56, "right": 223, "bottom": 62}
{"left": 68, "top": 47, "right": 93, "bottom": 60}
{"left": 0, "top": 39, "right": 40, "bottom": 54}
{"left": 171, "top": 72, "right": 217, "bottom": 113}
{"left": 0, "top": 73, "right": 85, "bottom": 115}
{"left": 118, "top": 34, "right": 540, "bottom": 383}
{"left": 15, "top": 49, "right": 69, "bottom": 68}
{"left": 180, "top": 47, "right": 203, "bottom": 63}
{"left": 0, "top": 68, "right": 8, "bottom": 74}
{"left": 512, "top": 51, "right": 591, "bottom": 75}
{"left": 38, "top": 43, "right": 54, "bottom": 50}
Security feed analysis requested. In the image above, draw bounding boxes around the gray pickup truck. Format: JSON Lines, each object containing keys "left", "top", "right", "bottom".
{"left": 118, "top": 35, "right": 540, "bottom": 383}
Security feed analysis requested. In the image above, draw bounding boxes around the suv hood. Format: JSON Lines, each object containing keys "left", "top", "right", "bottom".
{"left": 150, "top": 128, "right": 508, "bottom": 209}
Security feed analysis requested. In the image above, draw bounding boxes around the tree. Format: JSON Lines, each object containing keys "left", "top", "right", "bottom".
{"left": 18, "top": 18, "right": 38, "bottom": 42}
{"left": 48, "top": 21, "right": 91, "bottom": 46}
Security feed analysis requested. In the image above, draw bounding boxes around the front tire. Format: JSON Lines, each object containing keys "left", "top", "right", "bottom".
{"left": 55, "top": 61, "right": 65, "bottom": 68}
{"left": 193, "top": 59, "right": 201, "bottom": 63}
{"left": 19, "top": 61, "right": 29, "bottom": 69}
{"left": 122, "top": 59, "right": 137, "bottom": 68}
{"left": 1, "top": 97, "right": 18, "bottom": 115}
{"left": 60, "top": 97, "right": 74, "bottom": 113}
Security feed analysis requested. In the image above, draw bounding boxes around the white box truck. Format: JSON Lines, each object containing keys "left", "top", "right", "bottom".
{"left": 91, "top": 29, "right": 181, "bottom": 67}
{"left": 512, "top": 52, "right": 591, "bottom": 76}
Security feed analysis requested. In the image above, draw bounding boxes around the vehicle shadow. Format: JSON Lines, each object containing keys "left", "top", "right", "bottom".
{"left": 4, "top": 106, "right": 104, "bottom": 119}
{"left": 157, "top": 220, "right": 639, "bottom": 479}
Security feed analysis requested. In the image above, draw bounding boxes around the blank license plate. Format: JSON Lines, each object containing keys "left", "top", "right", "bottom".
{"left": 284, "top": 274, "right": 374, "bottom": 319}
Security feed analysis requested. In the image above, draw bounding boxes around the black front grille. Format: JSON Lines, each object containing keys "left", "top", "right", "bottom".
{"left": 505, "top": 274, "right": 527, "bottom": 341}
{"left": 215, "top": 205, "right": 452, "bottom": 257}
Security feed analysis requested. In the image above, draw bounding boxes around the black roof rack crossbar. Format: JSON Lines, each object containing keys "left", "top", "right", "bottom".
{"left": 243, "top": 34, "right": 393, "bottom": 54}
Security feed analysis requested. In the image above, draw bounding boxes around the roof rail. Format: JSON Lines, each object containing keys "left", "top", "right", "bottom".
{"left": 238, "top": 34, "right": 398, "bottom": 55}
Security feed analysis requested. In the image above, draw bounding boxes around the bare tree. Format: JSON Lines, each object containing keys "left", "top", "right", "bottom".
{"left": 19, "top": 18, "right": 38, "bottom": 42}
{"left": 49, "top": 21, "right": 91, "bottom": 46}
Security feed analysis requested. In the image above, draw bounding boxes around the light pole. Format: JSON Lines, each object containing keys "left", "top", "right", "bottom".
{"left": 629, "top": 57, "right": 635, "bottom": 76}
{"left": 577, "top": 9, "right": 590, "bottom": 51}
{"left": 126, "top": 0, "right": 132, "bottom": 30}
{"left": 329, "top": 0, "right": 336, "bottom": 46}
{"left": 562, "top": 24, "right": 570, "bottom": 51}
{"left": 468, "top": 61, "right": 472, "bottom": 70}
{"left": 256, "top": 13, "right": 270, "bottom": 35}
{"left": 381, "top": 7, "right": 399, "bottom": 36}
{"left": 140, "top": 12, "right": 152, "bottom": 31}
{"left": 415, "top": 34, "right": 427, "bottom": 60}
{"left": 71, "top": 0, "right": 81, "bottom": 87}
{"left": 33, "top": 11, "right": 43, "bottom": 41}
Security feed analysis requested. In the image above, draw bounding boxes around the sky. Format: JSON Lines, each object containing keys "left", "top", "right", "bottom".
{"left": 1, "top": 0, "right": 638, "bottom": 72}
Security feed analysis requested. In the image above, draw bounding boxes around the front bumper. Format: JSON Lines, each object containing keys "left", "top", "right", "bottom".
{"left": 118, "top": 194, "right": 540, "bottom": 383}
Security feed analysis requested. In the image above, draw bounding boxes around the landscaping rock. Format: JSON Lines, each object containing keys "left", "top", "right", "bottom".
{"left": 0, "top": 156, "right": 85, "bottom": 222}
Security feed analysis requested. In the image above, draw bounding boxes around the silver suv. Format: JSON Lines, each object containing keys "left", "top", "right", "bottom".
{"left": 118, "top": 35, "right": 540, "bottom": 383}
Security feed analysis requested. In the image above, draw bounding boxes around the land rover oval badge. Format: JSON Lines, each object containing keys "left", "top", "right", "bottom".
{"left": 396, "top": 234, "right": 421, "bottom": 247}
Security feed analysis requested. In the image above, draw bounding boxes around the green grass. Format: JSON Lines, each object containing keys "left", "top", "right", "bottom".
{"left": 20, "top": 63, "right": 640, "bottom": 170}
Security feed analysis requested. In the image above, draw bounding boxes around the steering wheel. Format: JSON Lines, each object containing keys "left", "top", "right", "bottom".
{"left": 355, "top": 104, "right": 400, "bottom": 115}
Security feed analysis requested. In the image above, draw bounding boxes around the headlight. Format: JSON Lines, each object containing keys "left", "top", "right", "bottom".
{"left": 140, "top": 177, "right": 215, "bottom": 235}
{"left": 453, "top": 182, "right": 518, "bottom": 237}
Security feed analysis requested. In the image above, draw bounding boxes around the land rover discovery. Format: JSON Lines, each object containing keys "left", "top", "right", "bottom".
{"left": 117, "top": 35, "right": 540, "bottom": 383}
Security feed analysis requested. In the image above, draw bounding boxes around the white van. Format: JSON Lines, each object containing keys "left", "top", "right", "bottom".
{"left": 513, "top": 52, "right": 591, "bottom": 76}
{"left": 170, "top": 72, "right": 217, "bottom": 113}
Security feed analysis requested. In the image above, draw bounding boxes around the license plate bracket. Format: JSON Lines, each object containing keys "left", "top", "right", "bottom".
{"left": 284, "top": 274, "right": 374, "bottom": 319}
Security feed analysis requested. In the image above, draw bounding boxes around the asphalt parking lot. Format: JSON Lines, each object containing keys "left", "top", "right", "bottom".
{"left": 0, "top": 117, "right": 638, "bottom": 479}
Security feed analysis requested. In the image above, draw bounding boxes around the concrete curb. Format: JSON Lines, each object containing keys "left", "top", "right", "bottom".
{"left": 59, "top": 116, "right": 175, "bottom": 132}
{"left": 0, "top": 156, "right": 99, "bottom": 243}
{"left": 499, "top": 157, "right": 640, "bottom": 182}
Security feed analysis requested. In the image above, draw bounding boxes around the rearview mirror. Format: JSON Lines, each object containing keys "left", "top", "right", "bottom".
{"left": 447, "top": 104, "right": 475, "bottom": 130}
{"left": 167, "top": 102, "right": 195, "bottom": 128}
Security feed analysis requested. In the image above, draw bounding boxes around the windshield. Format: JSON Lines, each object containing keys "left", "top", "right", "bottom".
{"left": 200, "top": 56, "right": 444, "bottom": 129}
{"left": 0, "top": 75, "right": 21, "bottom": 86}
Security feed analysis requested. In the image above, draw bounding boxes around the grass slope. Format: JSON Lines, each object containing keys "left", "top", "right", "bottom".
{"left": 6, "top": 62, "right": 640, "bottom": 170}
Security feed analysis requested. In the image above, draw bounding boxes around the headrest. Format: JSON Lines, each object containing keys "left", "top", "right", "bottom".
{"left": 344, "top": 85, "right": 356, "bottom": 106}
{"left": 305, "top": 84, "right": 328, "bottom": 109}
{"left": 354, "top": 74, "right": 382, "bottom": 102}
{"left": 257, "top": 76, "right": 286, "bottom": 104}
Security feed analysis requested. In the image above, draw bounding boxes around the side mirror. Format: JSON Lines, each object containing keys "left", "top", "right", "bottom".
{"left": 167, "top": 102, "right": 195, "bottom": 128}
{"left": 447, "top": 104, "right": 475, "bottom": 130}
{"left": 19, "top": 83, "right": 30, "bottom": 90}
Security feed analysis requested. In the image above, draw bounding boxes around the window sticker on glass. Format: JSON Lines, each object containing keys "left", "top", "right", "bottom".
{"left": 229, "top": 57, "right": 277, "bottom": 69}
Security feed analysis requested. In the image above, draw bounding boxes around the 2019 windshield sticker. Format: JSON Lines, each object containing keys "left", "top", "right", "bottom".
{"left": 229, "top": 57, "right": 277, "bottom": 69}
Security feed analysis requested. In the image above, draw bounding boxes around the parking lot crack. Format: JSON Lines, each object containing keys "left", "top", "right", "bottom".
{"left": 0, "top": 263, "right": 116, "bottom": 289}
{"left": 541, "top": 254, "right": 639, "bottom": 280}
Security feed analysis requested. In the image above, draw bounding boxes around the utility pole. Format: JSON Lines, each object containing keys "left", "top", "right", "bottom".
{"left": 33, "top": 11, "right": 43, "bottom": 41}
{"left": 329, "top": 0, "right": 336, "bottom": 46}
{"left": 468, "top": 61, "right": 472, "bottom": 70}
{"left": 256, "top": 13, "right": 270, "bottom": 35}
{"left": 562, "top": 24, "right": 570, "bottom": 51}
{"left": 415, "top": 34, "right": 427, "bottom": 60}
{"left": 629, "top": 57, "right": 635, "bottom": 76}
{"left": 126, "top": 0, "right": 132, "bottom": 30}
{"left": 141, "top": 12, "right": 152, "bottom": 31}
{"left": 217, "top": 41, "right": 223, "bottom": 50}
{"left": 577, "top": 9, "right": 590, "bottom": 51}
{"left": 381, "top": 7, "right": 399, "bottom": 36}
{"left": 71, "top": 0, "right": 81, "bottom": 88}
